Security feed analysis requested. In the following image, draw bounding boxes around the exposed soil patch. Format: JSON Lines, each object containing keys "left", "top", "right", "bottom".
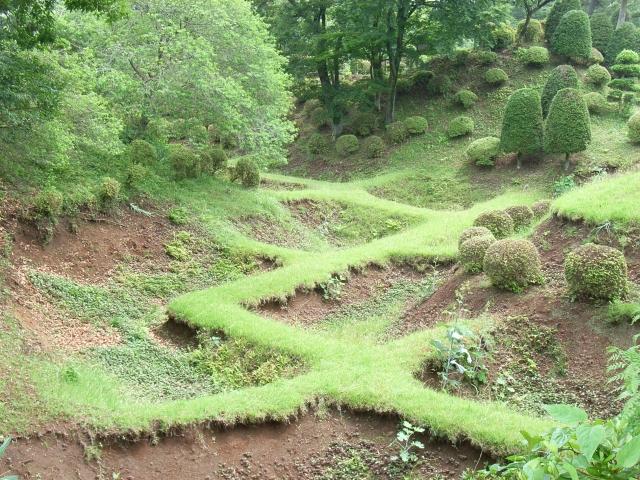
{"left": 2, "top": 411, "right": 485, "bottom": 480}
{"left": 150, "top": 317, "right": 199, "bottom": 350}
{"left": 232, "top": 214, "right": 311, "bottom": 250}
{"left": 258, "top": 264, "right": 426, "bottom": 327}
{"left": 287, "top": 199, "right": 343, "bottom": 245}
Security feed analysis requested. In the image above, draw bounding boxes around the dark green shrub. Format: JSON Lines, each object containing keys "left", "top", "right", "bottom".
{"left": 615, "top": 49, "right": 639, "bottom": 64}
{"left": 472, "top": 50, "right": 498, "bottom": 65}
{"left": 395, "top": 77, "right": 412, "bottom": 95}
{"left": 504, "top": 205, "right": 534, "bottom": 230}
{"left": 466, "top": 137, "right": 500, "bottom": 167}
{"left": 583, "top": 92, "right": 609, "bottom": 115}
{"left": 307, "top": 133, "right": 329, "bottom": 155}
{"left": 447, "top": 116, "right": 474, "bottom": 138}
{"left": 352, "top": 111, "right": 378, "bottom": 137}
{"left": 607, "top": 22, "right": 640, "bottom": 64}
{"left": 309, "top": 106, "right": 330, "bottom": 128}
{"left": 611, "top": 50, "right": 640, "bottom": 89}
{"left": 200, "top": 146, "right": 227, "bottom": 174}
{"left": 565, "top": 243, "right": 629, "bottom": 301}
{"left": 473, "top": 210, "right": 514, "bottom": 239}
{"left": 404, "top": 116, "right": 428, "bottom": 135}
{"left": 364, "top": 135, "right": 385, "bottom": 158}
{"left": 531, "top": 200, "right": 551, "bottom": 218}
{"left": 541, "top": 65, "right": 578, "bottom": 117}
{"left": 585, "top": 64, "right": 611, "bottom": 88}
{"left": 387, "top": 121, "right": 409, "bottom": 144}
{"left": 518, "top": 46, "right": 550, "bottom": 67}
{"left": 460, "top": 235, "right": 496, "bottom": 274}
{"left": 452, "top": 48, "right": 471, "bottom": 66}
{"left": 33, "top": 188, "right": 63, "bottom": 220}
{"left": 129, "top": 139, "right": 157, "bottom": 166}
{"left": 231, "top": 158, "right": 260, "bottom": 188}
{"left": 612, "top": 63, "right": 640, "bottom": 77}
{"left": 426, "top": 74, "right": 452, "bottom": 97}
{"left": 485, "top": 68, "right": 508, "bottom": 86}
{"left": 126, "top": 163, "right": 148, "bottom": 188}
{"left": 545, "top": 0, "right": 581, "bottom": 43}
{"left": 500, "top": 88, "right": 544, "bottom": 166}
{"left": 621, "top": 92, "right": 636, "bottom": 116}
{"left": 458, "top": 226, "right": 494, "bottom": 248}
{"left": 169, "top": 144, "right": 200, "bottom": 180}
{"left": 99, "top": 177, "right": 121, "bottom": 211}
{"left": 491, "top": 23, "right": 516, "bottom": 50}
{"left": 335, "top": 134, "right": 359, "bottom": 156}
{"left": 411, "top": 70, "right": 435, "bottom": 90}
{"left": 544, "top": 88, "right": 591, "bottom": 170}
{"left": 551, "top": 10, "right": 592, "bottom": 60}
{"left": 590, "top": 12, "right": 614, "bottom": 54}
{"left": 609, "top": 78, "right": 638, "bottom": 91}
{"left": 454, "top": 89, "right": 478, "bottom": 109}
{"left": 517, "top": 19, "right": 544, "bottom": 44}
{"left": 484, "top": 239, "right": 544, "bottom": 292}
{"left": 627, "top": 112, "right": 640, "bottom": 142}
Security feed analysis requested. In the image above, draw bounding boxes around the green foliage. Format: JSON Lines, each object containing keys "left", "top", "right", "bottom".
{"left": 460, "top": 234, "right": 496, "bottom": 273}
{"left": 0, "top": 436, "right": 18, "bottom": 480}
{"left": 583, "top": 92, "right": 609, "bottom": 115}
{"left": 32, "top": 188, "right": 64, "bottom": 220}
{"left": 199, "top": 147, "right": 227, "bottom": 175}
{"left": 390, "top": 421, "right": 426, "bottom": 464}
{"left": 454, "top": 89, "right": 479, "bottom": 109}
{"left": 608, "top": 301, "right": 640, "bottom": 325}
{"left": 500, "top": 88, "right": 544, "bottom": 160}
{"left": 504, "top": 205, "right": 534, "bottom": 230}
{"left": 404, "top": 116, "right": 428, "bottom": 135}
{"left": 628, "top": 112, "right": 640, "bottom": 142}
{"left": 517, "top": 19, "right": 544, "bottom": 44}
{"left": 491, "top": 23, "right": 516, "bottom": 50}
{"left": 565, "top": 243, "right": 629, "bottom": 301}
{"left": 307, "top": 133, "right": 329, "bottom": 155}
{"left": 169, "top": 144, "right": 200, "bottom": 180}
{"left": 590, "top": 12, "right": 614, "bottom": 54}
{"left": 544, "top": 0, "right": 581, "bottom": 43}
{"left": 363, "top": 135, "right": 385, "bottom": 159}
{"left": 553, "top": 175, "right": 576, "bottom": 197}
{"left": 447, "top": 116, "right": 474, "bottom": 138}
{"left": 611, "top": 63, "right": 640, "bottom": 77}
{"left": 231, "top": 158, "right": 260, "bottom": 188}
{"left": 431, "top": 325, "right": 488, "bottom": 389}
{"left": 459, "top": 226, "right": 494, "bottom": 248}
{"left": 607, "top": 22, "right": 640, "bottom": 64}
{"left": 466, "top": 137, "right": 500, "bottom": 167}
{"left": 473, "top": 210, "right": 514, "bottom": 239}
{"left": 335, "top": 134, "right": 360, "bottom": 156}
{"left": 351, "top": 112, "right": 378, "bottom": 137}
{"left": 303, "top": 99, "right": 322, "bottom": 117}
{"left": 309, "top": 106, "right": 330, "bottom": 128}
{"left": 531, "top": 200, "right": 551, "bottom": 218}
{"left": 167, "top": 207, "right": 189, "bottom": 226}
{"left": 472, "top": 50, "right": 498, "bottom": 65}
{"left": 585, "top": 64, "right": 611, "bottom": 88}
{"left": 425, "top": 74, "right": 453, "bottom": 97}
{"left": 517, "top": 46, "right": 550, "bottom": 67}
{"left": 609, "top": 78, "right": 639, "bottom": 91}
{"left": 544, "top": 88, "right": 592, "bottom": 159}
{"left": 615, "top": 49, "right": 640, "bottom": 64}
{"left": 589, "top": 47, "right": 605, "bottom": 65}
{"left": 129, "top": 139, "right": 157, "bottom": 166}
{"left": 386, "top": 121, "right": 409, "bottom": 144}
{"left": 98, "top": 177, "right": 120, "bottom": 211}
{"left": 551, "top": 10, "right": 592, "bottom": 60}
{"left": 541, "top": 65, "right": 579, "bottom": 117}
{"left": 484, "top": 68, "right": 508, "bottom": 86}
{"left": 126, "top": 163, "right": 148, "bottom": 189}
{"left": 483, "top": 239, "right": 543, "bottom": 293}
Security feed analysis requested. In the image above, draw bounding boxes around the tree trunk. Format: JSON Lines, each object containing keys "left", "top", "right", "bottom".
{"left": 564, "top": 153, "right": 571, "bottom": 171}
{"left": 517, "top": 11, "right": 532, "bottom": 44}
{"left": 384, "top": 1, "right": 409, "bottom": 124}
{"left": 588, "top": 0, "right": 599, "bottom": 15}
{"left": 516, "top": 153, "right": 522, "bottom": 169}
{"left": 618, "top": 0, "right": 628, "bottom": 28}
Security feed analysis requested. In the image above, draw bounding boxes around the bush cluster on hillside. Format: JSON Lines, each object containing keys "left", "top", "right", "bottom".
{"left": 405, "top": 116, "right": 428, "bottom": 135}
{"left": 231, "top": 158, "right": 260, "bottom": 188}
{"left": 364, "top": 136, "right": 385, "bottom": 158}
{"left": 565, "top": 244, "right": 629, "bottom": 301}
{"left": 460, "top": 234, "right": 496, "bottom": 273}
{"left": 485, "top": 68, "right": 508, "bottom": 86}
{"left": 541, "top": 65, "right": 578, "bottom": 117}
{"left": 466, "top": 137, "right": 500, "bottom": 167}
{"left": 518, "top": 46, "right": 550, "bottom": 67}
{"left": 484, "top": 239, "right": 544, "bottom": 293}
{"left": 590, "top": 12, "right": 614, "bottom": 54}
{"left": 500, "top": 88, "right": 544, "bottom": 167}
{"left": 447, "top": 116, "right": 474, "bottom": 138}
{"left": 517, "top": 19, "right": 544, "bottom": 44}
{"left": 454, "top": 89, "right": 478, "bottom": 109}
{"left": 551, "top": 9, "right": 592, "bottom": 60}
{"left": 336, "top": 134, "right": 360, "bottom": 156}
{"left": 387, "top": 121, "right": 409, "bottom": 144}
{"left": 585, "top": 64, "right": 611, "bottom": 88}
{"left": 504, "top": 205, "right": 534, "bottom": 231}
{"left": 583, "top": 92, "right": 609, "bottom": 115}
{"left": 545, "top": 0, "right": 581, "bottom": 44}
{"left": 473, "top": 210, "right": 514, "bottom": 239}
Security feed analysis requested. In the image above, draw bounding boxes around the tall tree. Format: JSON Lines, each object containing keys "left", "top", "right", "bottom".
{"left": 618, "top": 0, "right": 629, "bottom": 27}
{"left": 514, "top": 0, "right": 556, "bottom": 42}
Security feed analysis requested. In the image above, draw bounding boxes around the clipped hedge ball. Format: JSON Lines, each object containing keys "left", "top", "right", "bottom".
{"left": 336, "top": 134, "right": 359, "bottom": 156}
{"left": 466, "top": 136, "right": 500, "bottom": 167}
{"left": 484, "top": 239, "right": 544, "bottom": 292}
{"left": 447, "top": 116, "right": 474, "bottom": 138}
{"left": 461, "top": 235, "right": 496, "bottom": 274}
{"left": 565, "top": 243, "right": 629, "bottom": 301}
{"left": 387, "top": 121, "right": 409, "bottom": 144}
{"left": 505, "top": 205, "right": 534, "bottom": 230}
{"left": 364, "top": 135, "right": 385, "bottom": 158}
{"left": 628, "top": 112, "right": 640, "bottom": 143}
{"left": 405, "top": 116, "right": 428, "bottom": 135}
{"left": 473, "top": 210, "right": 515, "bottom": 239}
{"left": 458, "top": 226, "right": 494, "bottom": 248}
{"left": 531, "top": 200, "right": 551, "bottom": 218}
{"left": 485, "top": 68, "right": 509, "bottom": 86}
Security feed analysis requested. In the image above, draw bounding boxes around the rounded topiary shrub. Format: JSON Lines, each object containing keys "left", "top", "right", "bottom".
{"left": 387, "top": 121, "right": 409, "bottom": 144}
{"left": 531, "top": 200, "right": 551, "bottom": 218}
{"left": 517, "top": 19, "right": 544, "bottom": 44}
{"left": 231, "top": 158, "right": 260, "bottom": 188}
{"left": 518, "top": 46, "right": 550, "bottom": 67}
{"left": 426, "top": 74, "right": 452, "bottom": 97}
{"left": 364, "top": 135, "right": 385, "bottom": 158}
{"left": 500, "top": 88, "right": 544, "bottom": 165}
{"left": 491, "top": 23, "right": 516, "bottom": 50}
{"left": 129, "top": 139, "right": 157, "bottom": 166}
{"left": 126, "top": 163, "right": 148, "bottom": 188}
{"left": 551, "top": 10, "right": 592, "bottom": 60}
{"left": 615, "top": 48, "right": 639, "bottom": 65}
{"left": 33, "top": 188, "right": 64, "bottom": 220}
{"left": 565, "top": 243, "right": 629, "bottom": 301}
{"left": 404, "top": 116, "right": 428, "bottom": 135}
{"left": 447, "top": 116, "right": 474, "bottom": 138}
{"left": 307, "top": 133, "right": 329, "bottom": 155}
{"left": 504, "top": 205, "right": 534, "bottom": 230}
{"left": 336, "top": 134, "right": 359, "bottom": 156}
{"left": 590, "top": 12, "right": 614, "bottom": 54}
{"left": 466, "top": 136, "right": 500, "bottom": 167}
{"left": 583, "top": 92, "right": 609, "bottom": 115}
{"left": 473, "top": 50, "right": 498, "bottom": 65}
{"left": 458, "top": 226, "right": 494, "bottom": 249}
{"left": 99, "top": 177, "right": 121, "bottom": 210}
{"left": 589, "top": 48, "right": 605, "bottom": 65}
{"left": 585, "top": 64, "right": 611, "bottom": 88}
{"left": 541, "top": 65, "right": 578, "bottom": 116}
{"left": 484, "top": 239, "right": 543, "bottom": 292}
{"left": 485, "top": 68, "right": 508, "bottom": 86}
{"left": 545, "top": 0, "right": 581, "bottom": 43}
{"left": 454, "top": 89, "right": 478, "bottom": 109}
{"left": 352, "top": 111, "right": 378, "bottom": 137}
{"left": 169, "top": 144, "right": 200, "bottom": 179}
{"left": 460, "top": 235, "right": 496, "bottom": 274}
{"left": 627, "top": 111, "right": 640, "bottom": 142}
{"left": 200, "top": 146, "right": 228, "bottom": 174}
{"left": 411, "top": 70, "right": 434, "bottom": 90}
{"left": 473, "top": 210, "right": 514, "bottom": 239}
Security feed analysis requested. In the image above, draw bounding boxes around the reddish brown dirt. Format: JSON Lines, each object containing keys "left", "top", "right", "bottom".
{"left": 2, "top": 412, "right": 485, "bottom": 480}
{"left": 258, "top": 264, "right": 425, "bottom": 327}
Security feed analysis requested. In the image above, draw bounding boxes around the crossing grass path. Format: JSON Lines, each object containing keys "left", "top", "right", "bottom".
{"left": 35, "top": 172, "right": 555, "bottom": 455}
